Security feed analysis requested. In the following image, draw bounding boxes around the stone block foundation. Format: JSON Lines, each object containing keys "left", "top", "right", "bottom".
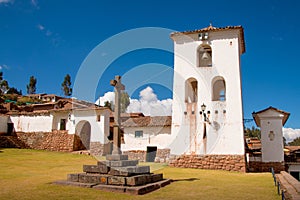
{"left": 15, "top": 131, "right": 75, "bottom": 152}
{"left": 169, "top": 154, "right": 246, "bottom": 173}
{"left": 54, "top": 154, "right": 171, "bottom": 195}
{"left": 248, "top": 161, "right": 285, "bottom": 173}
{"left": 122, "top": 148, "right": 171, "bottom": 163}
{"left": 90, "top": 142, "right": 105, "bottom": 156}
{"left": 12, "top": 131, "right": 106, "bottom": 155}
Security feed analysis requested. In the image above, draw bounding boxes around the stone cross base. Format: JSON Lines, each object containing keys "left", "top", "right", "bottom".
{"left": 54, "top": 154, "right": 171, "bottom": 195}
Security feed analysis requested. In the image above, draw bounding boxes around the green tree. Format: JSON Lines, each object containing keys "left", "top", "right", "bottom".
{"left": 7, "top": 87, "right": 22, "bottom": 95}
{"left": 288, "top": 137, "right": 300, "bottom": 146}
{"left": 0, "top": 80, "right": 9, "bottom": 94}
{"left": 244, "top": 126, "right": 261, "bottom": 138}
{"left": 120, "top": 91, "right": 130, "bottom": 113}
{"left": 104, "top": 101, "right": 112, "bottom": 110}
{"left": 0, "top": 71, "right": 9, "bottom": 95}
{"left": 61, "top": 74, "right": 72, "bottom": 97}
{"left": 26, "top": 76, "right": 37, "bottom": 94}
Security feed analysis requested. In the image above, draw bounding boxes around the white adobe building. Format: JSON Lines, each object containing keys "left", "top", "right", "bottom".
{"left": 169, "top": 25, "right": 245, "bottom": 156}
{"left": 121, "top": 116, "right": 172, "bottom": 162}
{"left": 5, "top": 99, "right": 110, "bottom": 152}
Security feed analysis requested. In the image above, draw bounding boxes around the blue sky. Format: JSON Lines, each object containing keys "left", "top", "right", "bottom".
{"left": 0, "top": 0, "right": 300, "bottom": 128}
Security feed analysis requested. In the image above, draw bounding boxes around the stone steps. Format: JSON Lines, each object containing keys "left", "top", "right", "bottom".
{"left": 54, "top": 178, "right": 171, "bottom": 195}
{"left": 54, "top": 154, "right": 171, "bottom": 195}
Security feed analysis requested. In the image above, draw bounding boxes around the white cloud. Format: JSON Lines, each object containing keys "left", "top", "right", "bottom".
{"left": 0, "top": 64, "right": 9, "bottom": 70}
{"left": 31, "top": 0, "right": 39, "bottom": 9}
{"left": 95, "top": 91, "right": 115, "bottom": 106}
{"left": 283, "top": 128, "right": 300, "bottom": 143}
{"left": 37, "top": 24, "right": 45, "bottom": 31}
{"left": 37, "top": 24, "right": 62, "bottom": 46}
{"left": 96, "top": 86, "right": 172, "bottom": 116}
{"left": 0, "top": 0, "right": 13, "bottom": 4}
{"left": 127, "top": 86, "right": 172, "bottom": 116}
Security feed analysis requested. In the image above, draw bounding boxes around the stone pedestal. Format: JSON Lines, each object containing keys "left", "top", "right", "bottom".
{"left": 54, "top": 154, "right": 171, "bottom": 195}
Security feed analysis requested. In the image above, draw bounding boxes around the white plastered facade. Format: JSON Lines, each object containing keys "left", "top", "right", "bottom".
{"left": 169, "top": 28, "right": 245, "bottom": 155}
{"left": 9, "top": 108, "right": 110, "bottom": 145}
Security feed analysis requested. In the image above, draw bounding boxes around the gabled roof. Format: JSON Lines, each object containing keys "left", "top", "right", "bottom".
{"left": 110, "top": 112, "right": 144, "bottom": 118}
{"left": 252, "top": 106, "right": 290, "bottom": 127}
{"left": 285, "top": 146, "right": 300, "bottom": 153}
{"left": 170, "top": 25, "right": 245, "bottom": 53}
{"left": 53, "top": 98, "right": 108, "bottom": 111}
{"left": 7, "top": 98, "right": 108, "bottom": 115}
{"left": 122, "top": 116, "right": 172, "bottom": 127}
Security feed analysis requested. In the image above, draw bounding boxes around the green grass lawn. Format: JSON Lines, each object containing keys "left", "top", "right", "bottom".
{"left": 0, "top": 148, "right": 280, "bottom": 200}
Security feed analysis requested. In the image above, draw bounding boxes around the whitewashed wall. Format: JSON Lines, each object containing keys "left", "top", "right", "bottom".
{"left": 170, "top": 29, "right": 245, "bottom": 155}
{"left": 50, "top": 109, "right": 109, "bottom": 144}
{"left": 51, "top": 111, "right": 73, "bottom": 132}
{"left": 72, "top": 109, "right": 110, "bottom": 143}
{"left": 10, "top": 114, "right": 53, "bottom": 132}
{"left": 121, "top": 126, "right": 171, "bottom": 151}
{"left": 257, "top": 109, "right": 285, "bottom": 162}
{"left": 7, "top": 107, "right": 110, "bottom": 147}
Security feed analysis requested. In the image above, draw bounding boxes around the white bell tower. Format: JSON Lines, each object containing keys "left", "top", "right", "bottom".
{"left": 170, "top": 25, "right": 245, "bottom": 156}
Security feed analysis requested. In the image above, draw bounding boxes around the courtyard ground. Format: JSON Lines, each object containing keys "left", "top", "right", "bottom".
{"left": 0, "top": 148, "right": 280, "bottom": 200}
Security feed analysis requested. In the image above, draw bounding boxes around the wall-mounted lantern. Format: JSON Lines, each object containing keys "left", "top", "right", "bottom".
{"left": 199, "top": 103, "right": 210, "bottom": 123}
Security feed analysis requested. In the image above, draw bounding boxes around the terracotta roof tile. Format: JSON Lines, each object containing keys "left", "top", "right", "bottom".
{"left": 252, "top": 106, "right": 290, "bottom": 126}
{"left": 122, "top": 116, "right": 172, "bottom": 127}
{"left": 170, "top": 25, "right": 245, "bottom": 53}
{"left": 284, "top": 146, "right": 300, "bottom": 153}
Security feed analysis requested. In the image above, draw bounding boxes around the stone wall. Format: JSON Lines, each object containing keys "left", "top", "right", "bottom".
{"left": 123, "top": 150, "right": 146, "bottom": 161}
{"left": 0, "top": 136, "right": 29, "bottom": 148}
{"left": 169, "top": 154, "right": 246, "bottom": 172}
{"left": 16, "top": 131, "right": 75, "bottom": 152}
{"left": 156, "top": 149, "right": 171, "bottom": 163}
{"left": 122, "top": 148, "right": 171, "bottom": 163}
{"left": 248, "top": 161, "right": 285, "bottom": 173}
{"left": 90, "top": 142, "right": 105, "bottom": 156}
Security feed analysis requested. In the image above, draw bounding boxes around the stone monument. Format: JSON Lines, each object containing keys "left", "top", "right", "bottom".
{"left": 110, "top": 75, "right": 124, "bottom": 156}
{"left": 54, "top": 75, "right": 171, "bottom": 195}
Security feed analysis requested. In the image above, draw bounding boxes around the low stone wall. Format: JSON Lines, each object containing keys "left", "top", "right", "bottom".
{"left": 156, "top": 149, "right": 171, "bottom": 163}
{"left": 16, "top": 131, "right": 75, "bottom": 152}
{"left": 90, "top": 142, "right": 105, "bottom": 156}
{"left": 0, "top": 136, "right": 29, "bottom": 148}
{"left": 123, "top": 150, "right": 146, "bottom": 161}
{"left": 248, "top": 161, "right": 285, "bottom": 173}
{"left": 122, "top": 148, "right": 171, "bottom": 163}
{"left": 169, "top": 154, "right": 246, "bottom": 172}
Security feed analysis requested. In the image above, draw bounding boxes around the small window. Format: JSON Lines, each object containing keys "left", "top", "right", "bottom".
{"left": 96, "top": 115, "right": 101, "bottom": 122}
{"left": 135, "top": 130, "right": 143, "bottom": 138}
{"left": 212, "top": 77, "right": 226, "bottom": 101}
{"left": 185, "top": 78, "right": 198, "bottom": 103}
{"left": 60, "top": 119, "right": 66, "bottom": 130}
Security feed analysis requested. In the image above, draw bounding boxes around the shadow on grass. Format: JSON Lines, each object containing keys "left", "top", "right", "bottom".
{"left": 172, "top": 178, "right": 200, "bottom": 182}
